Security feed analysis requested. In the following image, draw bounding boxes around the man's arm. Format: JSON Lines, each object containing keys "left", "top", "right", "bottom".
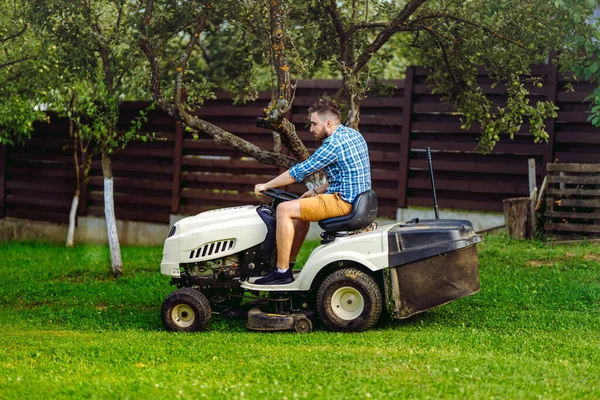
{"left": 314, "top": 183, "right": 329, "bottom": 194}
{"left": 288, "top": 140, "right": 338, "bottom": 183}
{"left": 254, "top": 170, "right": 296, "bottom": 196}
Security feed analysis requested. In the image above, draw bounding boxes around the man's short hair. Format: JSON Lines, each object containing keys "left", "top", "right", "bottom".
{"left": 308, "top": 98, "right": 341, "bottom": 122}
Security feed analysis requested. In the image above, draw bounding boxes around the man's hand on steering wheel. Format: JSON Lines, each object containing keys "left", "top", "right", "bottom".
{"left": 254, "top": 183, "right": 268, "bottom": 196}
{"left": 256, "top": 188, "right": 300, "bottom": 202}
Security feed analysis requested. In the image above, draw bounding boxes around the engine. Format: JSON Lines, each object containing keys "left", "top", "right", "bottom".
{"left": 181, "top": 255, "right": 240, "bottom": 280}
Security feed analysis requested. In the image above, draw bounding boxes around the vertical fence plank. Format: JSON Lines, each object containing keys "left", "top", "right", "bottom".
{"left": 543, "top": 63, "right": 558, "bottom": 171}
{"left": 171, "top": 121, "right": 183, "bottom": 214}
{"left": 0, "top": 145, "right": 6, "bottom": 218}
{"left": 398, "top": 66, "right": 415, "bottom": 208}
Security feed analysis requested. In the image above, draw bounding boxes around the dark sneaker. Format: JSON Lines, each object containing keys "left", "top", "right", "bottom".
{"left": 255, "top": 268, "right": 294, "bottom": 285}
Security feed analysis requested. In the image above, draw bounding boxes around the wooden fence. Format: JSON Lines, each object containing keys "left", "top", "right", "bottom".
{"left": 0, "top": 64, "right": 599, "bottom": 226}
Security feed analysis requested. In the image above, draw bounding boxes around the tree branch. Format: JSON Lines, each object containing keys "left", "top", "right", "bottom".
{"left": 268, "top": 0, "right": 291, "bottom": 103}
{"left": 0, "top": 56, "right": 35, "bottom": 70}
{"left": 139, "top": 0, "right": 298, "bottom": 169}
{"left": 142, "top": 0, "right": 153, "bottom": 29}
{"left": 173, "top": 9, "right": 208, "bottom": 118}
{"left": 0, "top": 24, "right": 29, "bottom": 44}
{"left": 182, "top": 113, "right": 297, "bottom": 168}
{"left": 347, "top": 22, "right": 388, "bottom": 36}
{"left": 414, "top": 13, "right": 528, "bottom": 50}
{"left": 422, "top": 25, "right": 461, "bottom": 91}
{"left": 115, "top": 0, "right": 125, "bottom": 33}
{"left": 323, "top": 0, "right": 350, "bottom": 65}
{"left": 82, "top": 0, "right": 113, "bottom": 92}
{"left": 353, "top": 0, "right": 429, "bottom": 73}
{"left": 194, "top": 37, "right": 212, "bottom": 64}
{"left": 140, "top": 0, "right": 173, "bottom": 114}
{"left": 256, "top": 0, "right": 309, "bottom": 162}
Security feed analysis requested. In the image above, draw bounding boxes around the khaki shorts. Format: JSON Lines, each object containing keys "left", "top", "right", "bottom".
{"left": 299, "top": 193, "right": 352, "bottom": 222}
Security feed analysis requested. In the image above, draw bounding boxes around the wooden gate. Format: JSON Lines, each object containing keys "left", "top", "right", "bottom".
{"left": 544, "top": 163, "right": 600, "bottom": 239}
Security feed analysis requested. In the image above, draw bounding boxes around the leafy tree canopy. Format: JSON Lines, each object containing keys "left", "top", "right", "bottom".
{"left": 0, "top": 0, "right": 54, "bottom": 145}
{"left": 26, "top": 0, "right": 151, "bottom": 154}
{"left": 140, "top": 0, "right": 599, "bottom": 163}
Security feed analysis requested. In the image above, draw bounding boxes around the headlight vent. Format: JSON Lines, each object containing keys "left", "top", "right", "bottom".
{"left": 189, "top": 239, "right": 235, "bottom": 260}
{"left": 167, "top": 225, "right": 176, "bottom": 238}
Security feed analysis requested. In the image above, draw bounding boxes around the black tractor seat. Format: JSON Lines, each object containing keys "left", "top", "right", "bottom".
{"left": 318, "top": 190, "right": 378, "bottom": 243}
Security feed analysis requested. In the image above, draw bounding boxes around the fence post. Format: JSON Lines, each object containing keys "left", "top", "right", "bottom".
{"left": 398, "top": 66, "right": 415, "bottom": 208}
{"left": 171, "top": 121, "right": 183, "bottom": 215}
{"left": 543, "top": 63, "right": 558, "bottom": 173}
{"left": 0, "top": 144, "right": 6, "bottom": 218}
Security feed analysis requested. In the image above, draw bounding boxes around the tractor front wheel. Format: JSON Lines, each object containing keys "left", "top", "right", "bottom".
{"left": 316, "top": 268, "right": 382, "bottom": 332}
{"left": 161, "top": 288, "right": 212, "bottom": 332}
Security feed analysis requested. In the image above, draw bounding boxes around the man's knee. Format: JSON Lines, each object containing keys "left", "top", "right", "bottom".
{"left": 276, "top": 200, "right": 301, "bottom": 219}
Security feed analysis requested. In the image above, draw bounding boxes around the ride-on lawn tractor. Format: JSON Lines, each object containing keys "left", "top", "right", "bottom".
{"left": 159, "top": 185, "right": 483, "bottom": 333}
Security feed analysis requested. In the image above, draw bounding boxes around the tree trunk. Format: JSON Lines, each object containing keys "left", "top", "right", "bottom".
{"left": 66, "top": 194, "right": 79, "bottom": 247}
{"left": 67, "top": 109, "right": 79, "bottom": 248}
{"left": 336, "top": 82, "right": 362, "bottom": 130}
{"left": 101, "top": 153, "right": 123, "bottom": 276}
{"left": 345, "top": 92, "right": 361, "bottom": 130}
{"left": 503, "top": 197, "right": 533, "bottom": 239}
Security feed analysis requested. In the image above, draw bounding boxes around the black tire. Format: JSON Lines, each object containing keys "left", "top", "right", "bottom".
{"left": 161, "top": 288, "right": 212, "bottom": 332}
{"left": 316, "top": 268, "right": 382, "bottom": 332}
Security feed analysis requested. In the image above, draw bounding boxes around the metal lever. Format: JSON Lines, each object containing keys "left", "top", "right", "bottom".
{"left": 427, "top": 147, "right": 439, "bottom": 219}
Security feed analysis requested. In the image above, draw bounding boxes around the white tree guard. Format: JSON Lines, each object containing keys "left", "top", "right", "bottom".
{"left": 104, "top": 178, "right": 123, "bottom": 275}
{"left": 66, "top": 195, "right": 79, "bottom": 247}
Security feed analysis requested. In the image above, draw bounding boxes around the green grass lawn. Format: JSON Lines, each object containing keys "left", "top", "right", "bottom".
{"left": 0, "top": 236, "right": 599, "bottom": 399}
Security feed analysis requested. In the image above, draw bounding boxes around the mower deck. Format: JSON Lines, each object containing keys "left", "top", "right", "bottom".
{"left": 246, "top": 307, "right": 314, "bottom": 333}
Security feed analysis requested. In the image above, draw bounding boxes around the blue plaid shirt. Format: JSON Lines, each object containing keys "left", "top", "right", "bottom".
{"left": 289, "top": 124, "right": 371, "bottom": 203}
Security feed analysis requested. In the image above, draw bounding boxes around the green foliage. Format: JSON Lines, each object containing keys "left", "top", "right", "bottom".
{"left": 146, "top": 0, "right": 416, "bottom": 107}
{"left": 4, "top": 0, "right": 600, "bottom": 153}
{"left": 412, "top": 0, "right": 595, "bottom": 153}
{"left": 0, "top": 95, "right": 47, "bottom": 146}
{"left": 73, "top": 82, "right": 156, "bottom": 155}
{"left": 144, "top": 0, "right": 268, "bottom": 105}
{"left": 172, "top": 0, "right": 596, "bottom": 149}
{"left": 560, "top": 18, "right": 600, "bottom": 126}
{"left": 26, "top": 0, "right": 151, "bottom": 155}
{"left": 0, "top": 0, "right": 52, "bottom": 145}
{"left": 0, "top": 237, "right": 599, "bottom": 398}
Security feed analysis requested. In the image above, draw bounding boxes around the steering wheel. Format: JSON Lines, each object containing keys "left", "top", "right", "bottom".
{"left": 261, "top": 188, "right": 300, "bottom": 202}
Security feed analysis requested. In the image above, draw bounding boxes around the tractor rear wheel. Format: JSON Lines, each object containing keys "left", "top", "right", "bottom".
{"left": 316, "top": 268, "right": 382, "bottom": 332}
{"left": 161, "top": 288, "right": 212, "bottom": 332}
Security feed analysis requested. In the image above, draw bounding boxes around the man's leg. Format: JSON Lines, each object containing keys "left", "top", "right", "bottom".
{"left": 279, "top": 193, "right": 349, "bottom": 266}
{"left": 274, "top": 199, "right": 303, "bottom": 270}
{"left": 289, "top": 219, "right": 310, "bottom": 265}
{"left": 254, "top": 200, "right": 302, "bottom": 285}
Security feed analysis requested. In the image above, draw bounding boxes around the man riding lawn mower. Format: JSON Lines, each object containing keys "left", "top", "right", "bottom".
{"left": 158, "top": 100, "right": 482, "bottom": 333}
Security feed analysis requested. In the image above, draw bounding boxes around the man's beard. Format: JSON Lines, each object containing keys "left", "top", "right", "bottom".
{"left": 316, "top": 129, "right": 327, "bottom": 142}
